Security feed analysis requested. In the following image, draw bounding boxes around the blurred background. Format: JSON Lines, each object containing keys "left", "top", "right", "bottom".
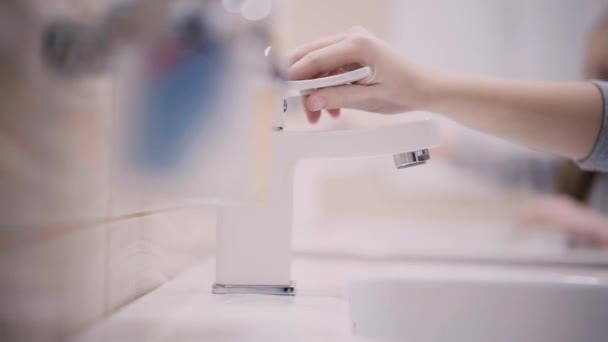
{"left": 1, "top": 0, "right": 607, "bottom": 341}
{"left": 284, "top": 0, "right": 608, "bottom": 255}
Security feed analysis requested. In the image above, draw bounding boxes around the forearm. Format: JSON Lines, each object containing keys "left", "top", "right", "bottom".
{"left": 289, "top": 27, "right": 606, "bottom": 161}
{"left": 422, "top": 72, "right": 604, "bottom": 160}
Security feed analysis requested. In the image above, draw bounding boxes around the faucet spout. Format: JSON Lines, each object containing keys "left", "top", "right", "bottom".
{"left": 393, "top": 149, "right": 431, "bottom": 169}
{"left": 282, "top": 119, "right": 440, "bottom": 160}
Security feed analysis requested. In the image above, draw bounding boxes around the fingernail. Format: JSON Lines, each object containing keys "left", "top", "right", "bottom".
{"left": 309, "top": 96, "right": 327, "bottom": 112}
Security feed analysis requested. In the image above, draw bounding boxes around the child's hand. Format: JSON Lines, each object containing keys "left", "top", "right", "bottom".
{"left": 288, "top": 27, "right": 431, "bottom": 122}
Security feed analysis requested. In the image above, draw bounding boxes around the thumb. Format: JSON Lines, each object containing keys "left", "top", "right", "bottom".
{"left": 305, "top": 84, "right": 376, "bottom": 112}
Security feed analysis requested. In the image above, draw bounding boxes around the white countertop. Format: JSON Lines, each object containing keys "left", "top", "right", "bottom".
{"left": 76, "top": 257, "right": 352, "bottom": 342}
{"left": 76, "top": 255, "right": 608, "bottom": 342}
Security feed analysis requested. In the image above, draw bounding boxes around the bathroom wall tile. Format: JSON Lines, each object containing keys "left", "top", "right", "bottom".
{"left": 0, "top": 2, "right": 217, "bottom": 342}
{"left": 0, "top": 75, "right": 114, "bottom": 228}
{"left": 283, "top": 0, "right": 390, "bottom": 48}
{"left": 108, "top": 188, "right": 206, "bottom": 220}
{"left": 0, "top": 7, "right": 113, "bottom": 339}
{"left": 107, "top": 207, "right": 216, "bottom": 312}
{"left": 0, "top": 224, "right": 107, "bottom": 342}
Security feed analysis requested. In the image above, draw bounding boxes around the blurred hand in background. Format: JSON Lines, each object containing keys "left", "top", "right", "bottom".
{"left": 519, "top": 195, "right": 608, "bottom": 248}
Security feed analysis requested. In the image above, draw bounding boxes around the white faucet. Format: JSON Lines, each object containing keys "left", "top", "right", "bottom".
{"left": 213, "top": 118, "right": 441, "bottom": 295}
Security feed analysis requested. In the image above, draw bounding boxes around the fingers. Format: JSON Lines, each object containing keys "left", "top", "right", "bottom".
{"left": 305, "top": 84, "right": 376, "bottom": 112}
{"left": 287, "top": 33, "right": 346, "bottom": 66}
{"left": 301, "top": 96, "right": 321, "bottom": 123}
{"left": 289, "top": 40, "right": 367, "bottom": 81}
{"left": 307, "top": 109, "right": 322, "bottom": 123}
{"left": 289, "top": 27, "right": 377, "bottom": 122}
{"left": 303, "top": 107, "right": 340, "bottom": 123}
{"left": 302, "top": 97, "right": 341, "bottom": 122}
{"left": 328, "top": 108, "right": 341, "bottom": 118}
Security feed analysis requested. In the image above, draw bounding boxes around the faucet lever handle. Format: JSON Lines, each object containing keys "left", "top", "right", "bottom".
{"left": 285, "top": 66, "right": 372, "bottom": 96}
{"left": 277, "top": 67, "right": 372, "bottom": 129}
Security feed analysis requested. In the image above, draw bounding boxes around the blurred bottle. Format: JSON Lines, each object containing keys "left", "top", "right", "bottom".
{"left": 112, "top": 1, "right": 283, "bottom": 205}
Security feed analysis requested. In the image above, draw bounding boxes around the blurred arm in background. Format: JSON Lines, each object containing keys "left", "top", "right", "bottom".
{"left": 516, "top": 15, "right": 608, "bottom": 248}
{"left": 436, "top": 131, "right": 561, "bottom": 193}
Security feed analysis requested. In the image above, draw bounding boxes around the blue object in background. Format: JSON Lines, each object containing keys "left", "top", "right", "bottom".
{"left": 131, "top": 39, "right": 228, "bottom": 171}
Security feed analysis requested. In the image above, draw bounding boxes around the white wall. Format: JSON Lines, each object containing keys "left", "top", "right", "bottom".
{"left": 389, "top": 0, "right": 606, "bottom": 80}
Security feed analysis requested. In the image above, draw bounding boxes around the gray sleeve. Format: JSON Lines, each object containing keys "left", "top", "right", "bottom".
{"left": 577, "top": 81, "right": 608, "bottom": 172}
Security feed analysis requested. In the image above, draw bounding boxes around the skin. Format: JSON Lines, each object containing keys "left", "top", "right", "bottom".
{"left": 288, "top": 26, "right": 603, "bottom": 161}
{"left": 584, "top": 25, "right": 608, "bottom": 81}
{"left": 289, "top": 26, "right": 608, "bottom": 246}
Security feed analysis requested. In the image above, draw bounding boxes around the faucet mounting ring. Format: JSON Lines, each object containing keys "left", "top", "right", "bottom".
{"left": 212, "top": 282, "right": 296, "bottom": 296}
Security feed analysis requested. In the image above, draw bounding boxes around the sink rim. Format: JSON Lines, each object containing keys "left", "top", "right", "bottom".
{"left": 347, "top": 267, "right": 608, "bottom": 289}
{"left": 347, "top": 268, "right": 608, "bottom": 342}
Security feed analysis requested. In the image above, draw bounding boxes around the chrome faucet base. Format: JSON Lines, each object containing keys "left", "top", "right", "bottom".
{"left": 212, "top": 282, "right": 296, "bottom": 296}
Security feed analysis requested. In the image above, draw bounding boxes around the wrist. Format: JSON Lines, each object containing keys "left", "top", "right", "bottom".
{"left": 413, "top": 66, "right": 446, "bottom": 112}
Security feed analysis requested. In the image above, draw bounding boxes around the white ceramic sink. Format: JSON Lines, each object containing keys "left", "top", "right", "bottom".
{"left": 348, "top": 268, "right": 608, "bottom": 342}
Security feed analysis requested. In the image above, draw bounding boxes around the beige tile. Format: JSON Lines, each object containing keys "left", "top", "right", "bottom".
{"left": 107, "top": 207, "right": 215, "bottom": 312}
{"left": 0, "top": 2, "right": 220, "bottom": 342}
{"left": 0, "top": 0, "right": 116, "bottom": 228}
{"left": 0, "top": 75, "right": 113, "bottom": 228}
{"left": 283, "top": 0, "right": 390, "bottom": 48}
{"left": 0, "top": 55, "right": 113, "bottom": 341}
{"left": 0, "top": 224, "right": 107, "bottom": 342}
